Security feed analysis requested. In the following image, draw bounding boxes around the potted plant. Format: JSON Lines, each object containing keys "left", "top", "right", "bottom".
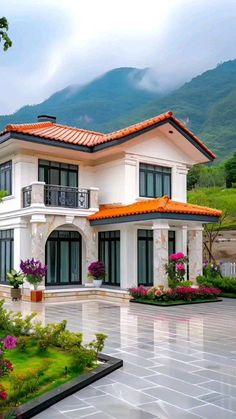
{"left": 20, "top": 258, "right": 47, "bottom": 302}
{"left": 6, "top": 269, "right": 24, "bottom": 301}
{"left": 88, "top": 261, "right": 106, "bottom": 288}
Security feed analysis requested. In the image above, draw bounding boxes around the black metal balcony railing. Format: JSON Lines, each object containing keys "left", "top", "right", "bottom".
{"left": 22, "top": 185, "right": 90, "bottom": 209}
{"left": 44, "top": 185, "right": 90, "bottom": 209}
{"left": 22, "top": 185, "right": 32, "bottom": 207}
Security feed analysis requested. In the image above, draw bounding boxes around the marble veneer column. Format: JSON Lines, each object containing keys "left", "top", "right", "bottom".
{"left": 153, "top": 222, "right": 169, "bottom": 288}
{"left": 188, "top": 227, "right": 203, "bottom": 283}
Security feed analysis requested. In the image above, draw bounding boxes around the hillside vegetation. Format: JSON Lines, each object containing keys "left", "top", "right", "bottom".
{"left": 1, "top": 60, "right": 236, "bottom": 160}
{"left": 188, "top": 187, "right": 236, "bottom": 229}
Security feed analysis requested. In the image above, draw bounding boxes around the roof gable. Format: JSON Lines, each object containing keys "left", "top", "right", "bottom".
{"left": 0, "top": 111, "right": 215, "bottom": 160}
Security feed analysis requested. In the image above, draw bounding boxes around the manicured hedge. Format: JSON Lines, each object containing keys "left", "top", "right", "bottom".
{"left": 197, "top": 275, "right": 236, "bottom": 294}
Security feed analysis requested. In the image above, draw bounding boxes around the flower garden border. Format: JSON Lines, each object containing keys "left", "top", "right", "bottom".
{"left": 130, "top": 298, "right": 222, "bottom": 307}
{"left": 15, "top": 354, "right": 123, "bottom": 419}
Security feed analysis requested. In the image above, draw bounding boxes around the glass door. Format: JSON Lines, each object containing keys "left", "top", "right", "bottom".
{"left": 46, "top": 230, "right": 81, "bottom": 286}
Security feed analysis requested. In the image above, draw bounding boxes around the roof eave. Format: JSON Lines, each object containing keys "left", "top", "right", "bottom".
{"left": 89, "top": 212, "right": 220, "bottom": 225}
{"left": 0, "top": 131, "right": 93, "bottom": 153}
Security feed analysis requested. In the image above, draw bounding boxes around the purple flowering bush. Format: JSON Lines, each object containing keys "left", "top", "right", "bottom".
{"left": 88, "top": 261, "right": 106, "bottom": 280}
{"left": 203, "top": 260, "right": 222, "bottom": 279}
{"left": 0, "top": 335, "right": 17, "bottom": 380}
{"left": 20, "top": 259, "right": 47, "bottom": 289}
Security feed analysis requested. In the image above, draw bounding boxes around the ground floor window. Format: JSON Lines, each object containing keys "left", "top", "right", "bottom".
{"left": 138, "top": 229, "right": 176, "bottom": 286}
{"left": 46, "top": 230, "right": 81, "bottom": 286}
{"left": 0, "top": 229, "right": 14, "bottom": 283}
{"left": 98, "top": 231, "right": 120, "bottom": 286}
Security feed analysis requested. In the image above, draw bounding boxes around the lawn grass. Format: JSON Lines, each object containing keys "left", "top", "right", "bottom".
{"left": 130, "top": 298, "right": 222, "bottom": 306}
{"left": 1, "top": 338, "right": 97, "bottom": 408}
{"left": 221, "top": 293, "right": 236, "bottom": 298}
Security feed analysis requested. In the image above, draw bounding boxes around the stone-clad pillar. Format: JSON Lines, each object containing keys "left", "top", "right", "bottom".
{"left": 188, "top": 227, "right": 203, "bottom": 283}
{"left": 153, "top": 222, "right": 169, "bottom": 287}
{"left": 30, "top": 215, "right": 47, "bottom": 289}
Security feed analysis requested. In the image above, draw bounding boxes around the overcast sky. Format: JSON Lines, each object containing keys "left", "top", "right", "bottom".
{"left": 1, "top": 0, "right": 236, "bottom": 114}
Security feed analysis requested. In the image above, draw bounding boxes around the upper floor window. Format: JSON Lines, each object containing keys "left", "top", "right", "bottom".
{"left": 0, "top": 161, "right": 12, "bottom": 196}
{"left": 38, "top": 160, "right": 78, "bottom": 187}
{"left": 139, "top": 163, "right": 171, "bottom": 198}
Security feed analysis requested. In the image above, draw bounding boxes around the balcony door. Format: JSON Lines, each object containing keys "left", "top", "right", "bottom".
{"left": 39, "top": 159, "right": 79, "bottom": 207}
{"left": 45, "top": 230, "right": 81, "bottom": 286}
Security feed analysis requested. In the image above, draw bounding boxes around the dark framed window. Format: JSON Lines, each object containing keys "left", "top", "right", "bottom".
{"left": 168, "top": 230, "right": 176, "bottom": 256}
{"left": 138, "top": 229, "right": 153, "bottom": 286}
{"left": 137, "top": 229, "right": 176, "bottom": 286}
{"left": 139, "top": 163, "right": 171, "bottom": 198}
{"left": 38, "top": 160, "right": 78, "bottom": 187}
{"left": 45, "top": 230, "right": 81, "bottom": 286}
{"left": 0, "top": 161, "right": 12, "bottom": 195}
{"left": 0, "top": 229, "right": 14, "bottom": 283}
{"left": 98, "top": 231, "right": 120, "bottom": 286}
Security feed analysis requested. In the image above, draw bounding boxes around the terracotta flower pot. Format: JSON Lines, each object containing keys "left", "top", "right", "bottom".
{"left": 11, "top": 287, "right": 21, "bottom": 301}
{"left": 31, "top": 290, "right": 43, "bottom": 302}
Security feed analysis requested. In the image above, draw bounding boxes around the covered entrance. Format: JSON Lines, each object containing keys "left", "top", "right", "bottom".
{"left": 45, "top": 230, "right": 82, "bottom": 286}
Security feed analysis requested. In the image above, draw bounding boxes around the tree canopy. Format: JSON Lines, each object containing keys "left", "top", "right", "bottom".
{"left": 0, "top": 17, "right": 12, "bottom": 51}
{"left": 225, "top": 152, "right": 236, "bottom": 188}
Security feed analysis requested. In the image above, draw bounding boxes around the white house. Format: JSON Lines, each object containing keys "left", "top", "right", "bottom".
{"left": 0, "top": 111, "right": 221, "bottom": 291}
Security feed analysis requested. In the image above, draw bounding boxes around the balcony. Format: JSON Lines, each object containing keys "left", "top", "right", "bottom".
{"left": 22, "top": 182, "right": 99, "bottom": 210}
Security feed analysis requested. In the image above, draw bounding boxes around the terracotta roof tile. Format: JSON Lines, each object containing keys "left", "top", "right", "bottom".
{"left": 2, "top": 111, "right": 215, "bottom": 158}
{"left": 88, "top": 196, "right": 222, "bottom": 221}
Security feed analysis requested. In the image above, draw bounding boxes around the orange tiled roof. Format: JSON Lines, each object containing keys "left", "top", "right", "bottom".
{"left": 3, "top": 111, "right": 215, "bottom": 158}
{"left": 88, "top": 196, "right": 222, "bottom": 221}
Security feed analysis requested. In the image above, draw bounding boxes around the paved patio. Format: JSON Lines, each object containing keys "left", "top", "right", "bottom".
{"left": 5, "top": 298, "right": 236, "bottom": 418}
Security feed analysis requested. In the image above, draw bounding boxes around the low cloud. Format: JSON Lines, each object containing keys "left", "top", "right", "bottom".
{"left": 0, "top": 0, "right": 236, "bottom": 113}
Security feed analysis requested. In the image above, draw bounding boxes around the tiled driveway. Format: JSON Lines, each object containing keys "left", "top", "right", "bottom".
{"left": 7, "top": 298, "right": 236, "bottom": 418}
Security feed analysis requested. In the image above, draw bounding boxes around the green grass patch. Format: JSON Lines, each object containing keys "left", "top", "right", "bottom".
{"left": 1, "top": 338, "right": 97, "bottom": 408}
{"left": 221, "top": 293, "right": 236, "bottom": 298}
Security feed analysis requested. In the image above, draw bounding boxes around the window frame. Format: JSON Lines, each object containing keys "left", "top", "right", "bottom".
{"left": 0, "top": 229, "right": 14, "bottom": 283}
{"left": 0, "top": 160, "right": 12, "bottom": 196}
{"left": 139, "top": 162, "right": 171, "bottom": 198}
{"left": 38, "top": 159, "right": 78, "bottom": 187}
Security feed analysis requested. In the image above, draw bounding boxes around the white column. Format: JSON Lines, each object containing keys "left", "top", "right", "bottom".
{"left": 120, "top": 225, "right": 137, "bottom": 289}
{"left": 188, "top": 227, "right": 203, "bottom": 283}
{"left": 153, "top": 222, "right": 169, "bottom": 288}
{"left": 175, "top": 225, "right": 188, "bottom": 255}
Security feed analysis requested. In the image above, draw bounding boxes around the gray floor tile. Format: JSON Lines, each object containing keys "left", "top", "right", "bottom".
{"left": 85, "top": 394, "right": 157, "bottom": 418}
{"left": 144, "top": 374, "right": 213, "bottom": 397}
{"left": 98, "top": 382, "right": 156, "bottom": 406}
{"left": 8, "top": 298, "right": 236, "bottom": 419}
{"left": 140, "top": 400, "right": 203, "bottom": 418}
{"left": 144, "top": 386, "right": 205, "bottom": 409}
{"left": 190, "top": 403, "right": 236, "bottom": 419}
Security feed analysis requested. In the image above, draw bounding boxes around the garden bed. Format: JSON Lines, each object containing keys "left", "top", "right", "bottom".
{"left": 130, "top": 297, "right": 222, "bottom": 306}
{"left": 129, "top": 285, "right": 222, "bottom": 308}
{"left": 0, "top": 300, "right": 122, "bottom": 418}
{"left": 15, "top": 353, "right": 122, "bottom": 419}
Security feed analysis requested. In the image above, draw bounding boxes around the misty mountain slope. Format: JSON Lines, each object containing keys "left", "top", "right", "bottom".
{"left": 0, "top": 67, "right": 159, "bottom": 131}
{"left": 1, "top": 61, "right": 236, "bottom": 160}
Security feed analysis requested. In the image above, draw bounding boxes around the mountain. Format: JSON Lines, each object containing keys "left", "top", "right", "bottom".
{"left": 0, "top": 67, "right": 159, "bottom": 131}
{"left": 1, "top": 61, "right": 236, "bottom": 160}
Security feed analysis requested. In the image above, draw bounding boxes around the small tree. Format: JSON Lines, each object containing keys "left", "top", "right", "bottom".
{"left": 203, "top": 213, "right": 228, "bottom": 262}
{"left": 225, "top": 152, "right": 236, "bottom": 188}
{"left": 0, "top": 17, "right": 12, "bottom": 51}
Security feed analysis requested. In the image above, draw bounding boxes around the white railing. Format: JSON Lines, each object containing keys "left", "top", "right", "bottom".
{"left": 221, "top": 262, "right": 236, "bottom": 278}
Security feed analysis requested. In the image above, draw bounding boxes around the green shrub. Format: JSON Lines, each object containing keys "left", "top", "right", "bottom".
{"left": 70, "top": 347, "right": 96, "bottom": 373}
{"left": 34, "top": 320, "right": 67, "bottom": 351}
{"left": 17, "top": 336, "right": 29, "bottom": 352}
{"left": 169, "top": 279, "right": 193, "bottom": 288}
{"left": 0, "top": 300, "right": 37, "bottom": 336}
{"left": 197, "top": 275, "right": 236, "bottom": 293}
{"left": 86, "top": 333, "right": 108, "bottom": 360}
{"left": 57, "top": 330, "right": 83, "bottom": 351}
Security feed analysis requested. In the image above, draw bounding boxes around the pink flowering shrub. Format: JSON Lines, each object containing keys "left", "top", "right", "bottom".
{"left": 0, "top": 384, "right": 7, "bottom": 401}
{"left": 129, "top": 285, "right": 221, "bottom": 302}
{"left": 165, "top": 253, "right": 188, "bottom": 286}
{"left": 0, "top": 335, "right": 17, "bottom": 379}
